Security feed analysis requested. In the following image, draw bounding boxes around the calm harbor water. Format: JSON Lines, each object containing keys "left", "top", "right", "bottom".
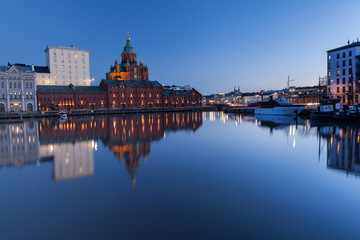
{"left": 1, "top": 112, "right": 360, "bottom": 239}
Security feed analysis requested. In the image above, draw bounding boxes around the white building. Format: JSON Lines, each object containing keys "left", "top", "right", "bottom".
{"left": 327, "top": 40, "right": 360, "bottom": 105}
{"left": 0, "top": 64, "right": 37, "bottom": 112}
{"left": 36, "top": 46, "right": 91, "bottom": 86}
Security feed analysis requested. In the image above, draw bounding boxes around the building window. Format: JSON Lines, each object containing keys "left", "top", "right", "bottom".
{"left": 328, "top": 62, "right": 331, "bottom": 69}
{"left": 337, "top": 79, "right": 339, "bottom": 84}
{"left": 75, "top": 60, "right": 77, "bottom": 64}
{"left": 69, "top": 60, "right": 71, "bottom": 64}
{"left": 343, "top": 78, "right": 345, "bottom": 84}
{"left": 337, "top": 54, "right": 340, "bottom": 59}
{"left": 30, "top": 82, "right": 32, "bottom": 88}
{"left": 349, "top": 59, "right": 352, "bottom": 65}
{"left": 343, "top": 86, "right": 345, "bottom": 93}
{"left": 61, "top": 52, "right": 64, "bottom": 58}
{"left": 337, "top": 87, "right": 339, "bottom": 93}
{"left": 1, "top": 92, "right": 4, "bottom": 99}
{"left": 343, "top": 60, "right": 346, "bottom": 67}
{"left": 9, "top": 82, "right": 12, "bottom": 88}
{"left": 349, "top": 51, "right": 352, "bottom": 57}
{"left": 68, "top": 53, "right": 71, "bottom": 58}
{"left": 343, "top": 69, "right": 346, "bottom": 75}
{"left": 10, "top": 93, "right": 12, "bottom": 99}
{"left": 343, "top": 52, "right": 346, "bottom": 58}
{"left": 328, "top": 54, "right": 331, "bottom": 61}
{"left": 69, "top": 65, "right": 71, "bottom": 69}
{"left": 336, "top": 70, "right": 340, "bottom": 76}
{"left": 75, "top": 66, "right": 78, "bottom": 69}
{"left": 53, "top": 52, "right": 57, "bottom": 58}
{"left": 1, "top": 81, "right": 3, "bottom": 88}
{"left": 336, "top": 61, "right": 339, "bottom": 68}
{"left": 69, "top": 71, "right": 72, "bottom": 74}
{"left": 26, "top": 82, "right": 28, "bottom": 88}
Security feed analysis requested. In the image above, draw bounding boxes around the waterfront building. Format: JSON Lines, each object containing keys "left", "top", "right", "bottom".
{"left": 327, "top": 40, "right": 360, "bottom": 105}
{"left": 106, "top": 35, "right": 149, "bottom": 81}
{"left": 163, "top": 88, "right": 202, "bottom": 107}
{"left": 288, "top": 93, "right": 321, "bottom": 105}
{"left": 37, "top": 46, "right": 91, "bottom": 86}
{"left": 99, "top": 79, "right": 163, "bottom": 108}
{"left": 36, "top": 35, "right": 202, "bottom": 110}
{"left": 0, "top": 64, "right": 37, "bottom": 112}
{"left": 37, "top": 84, "right": 107, "bottom": 110}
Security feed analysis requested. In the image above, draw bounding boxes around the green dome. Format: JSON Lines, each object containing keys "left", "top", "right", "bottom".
{"left": 122, "top": 38, "right": 135, "bottom": 54}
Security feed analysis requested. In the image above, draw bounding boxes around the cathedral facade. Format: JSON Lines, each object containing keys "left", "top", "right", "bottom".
{"left": 106, "top": 36, "right": 149, "bottom": 81}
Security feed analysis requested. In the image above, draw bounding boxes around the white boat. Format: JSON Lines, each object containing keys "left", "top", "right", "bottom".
{"left": 255, "top": 98, "right": 304, "bottom": 116}
{"left": 56, "top": 111, "right": 67, "bottom": 120}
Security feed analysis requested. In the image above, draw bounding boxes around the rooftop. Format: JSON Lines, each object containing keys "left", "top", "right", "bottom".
{"left": 37, "top": 84, "right": 106, "bottom": 93}
{"left": 45, "top": 45, "right": 90, "bottom": 52}
{"left": 327, "top": 41, "right": 360, "bottom": 53}
{"left": 102, "top": 79, "right": 162, "bottom": 87}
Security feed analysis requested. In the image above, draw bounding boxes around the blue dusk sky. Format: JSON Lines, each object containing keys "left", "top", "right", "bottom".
{"left": 0, "top": 0, "right": 360, "bottom": 95}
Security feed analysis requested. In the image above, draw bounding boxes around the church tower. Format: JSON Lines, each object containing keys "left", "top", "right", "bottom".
{"left": 106, "top": 34, "right": 149, "bottom": 81}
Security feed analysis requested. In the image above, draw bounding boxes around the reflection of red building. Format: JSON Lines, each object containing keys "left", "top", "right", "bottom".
{"left": 102, "top": 112, "right": 203, "bottom": 184}
{"left": 38, "top": 112, "right": 203, "bottom": 184}
{"left": 37, "top": 36, "right": 202, "bottom": 111}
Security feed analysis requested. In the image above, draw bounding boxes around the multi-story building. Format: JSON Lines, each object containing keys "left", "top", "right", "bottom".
{"left": 36, "top": 46, "right": 91, "bottom": 86}
{"left": 0, "top": 64, "right": 37, "bottom": 112}
{"left": 327, "top": 40, "right": 360, "bottom": 105}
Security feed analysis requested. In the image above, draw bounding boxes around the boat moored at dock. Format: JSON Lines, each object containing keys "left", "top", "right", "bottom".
{"left": 255, "top": 98, "right": 304, "bottom": 116}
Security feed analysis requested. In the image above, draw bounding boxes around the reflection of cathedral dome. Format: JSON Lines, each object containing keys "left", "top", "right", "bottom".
{"left": 127, "top": 167, "right": 139, "bottom": 186}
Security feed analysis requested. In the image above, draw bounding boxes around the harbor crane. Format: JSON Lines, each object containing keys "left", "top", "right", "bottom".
{"left": 287, "top": 75, "right": 295, "bottom": 89}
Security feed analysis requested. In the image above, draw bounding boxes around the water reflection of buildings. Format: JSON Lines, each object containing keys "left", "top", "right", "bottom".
{"left": 0, "top": 121, "right": 40, "bottom": 168}
{"left": 319, "top": 125, "right": 360, "bottom": 176}
{"left": 102, "top": 112, "right": 202, "bottom": 184}
{"left": 0, "top": 112, "right": 203, "bottom": 184}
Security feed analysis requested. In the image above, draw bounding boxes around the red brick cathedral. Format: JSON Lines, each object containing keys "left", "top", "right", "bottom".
{"left": 37, "top": 36, "right": 202, "bottom": 111}
{"left": 106, "top": 35, "right": 149, "bottom": 81}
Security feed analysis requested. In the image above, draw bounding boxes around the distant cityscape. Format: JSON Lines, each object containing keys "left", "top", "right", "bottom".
{"left": 203, "top": 39, "right": 360, "bottom": 108}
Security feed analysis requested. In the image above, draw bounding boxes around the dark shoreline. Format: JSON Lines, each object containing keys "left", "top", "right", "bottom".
{"left": 0, "top": 106, "right": 216, "bottom": 123}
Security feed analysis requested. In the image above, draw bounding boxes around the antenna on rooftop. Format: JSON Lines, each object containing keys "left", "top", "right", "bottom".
{"left": 287, "top": 75, "right": 295, "bottom": 89}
